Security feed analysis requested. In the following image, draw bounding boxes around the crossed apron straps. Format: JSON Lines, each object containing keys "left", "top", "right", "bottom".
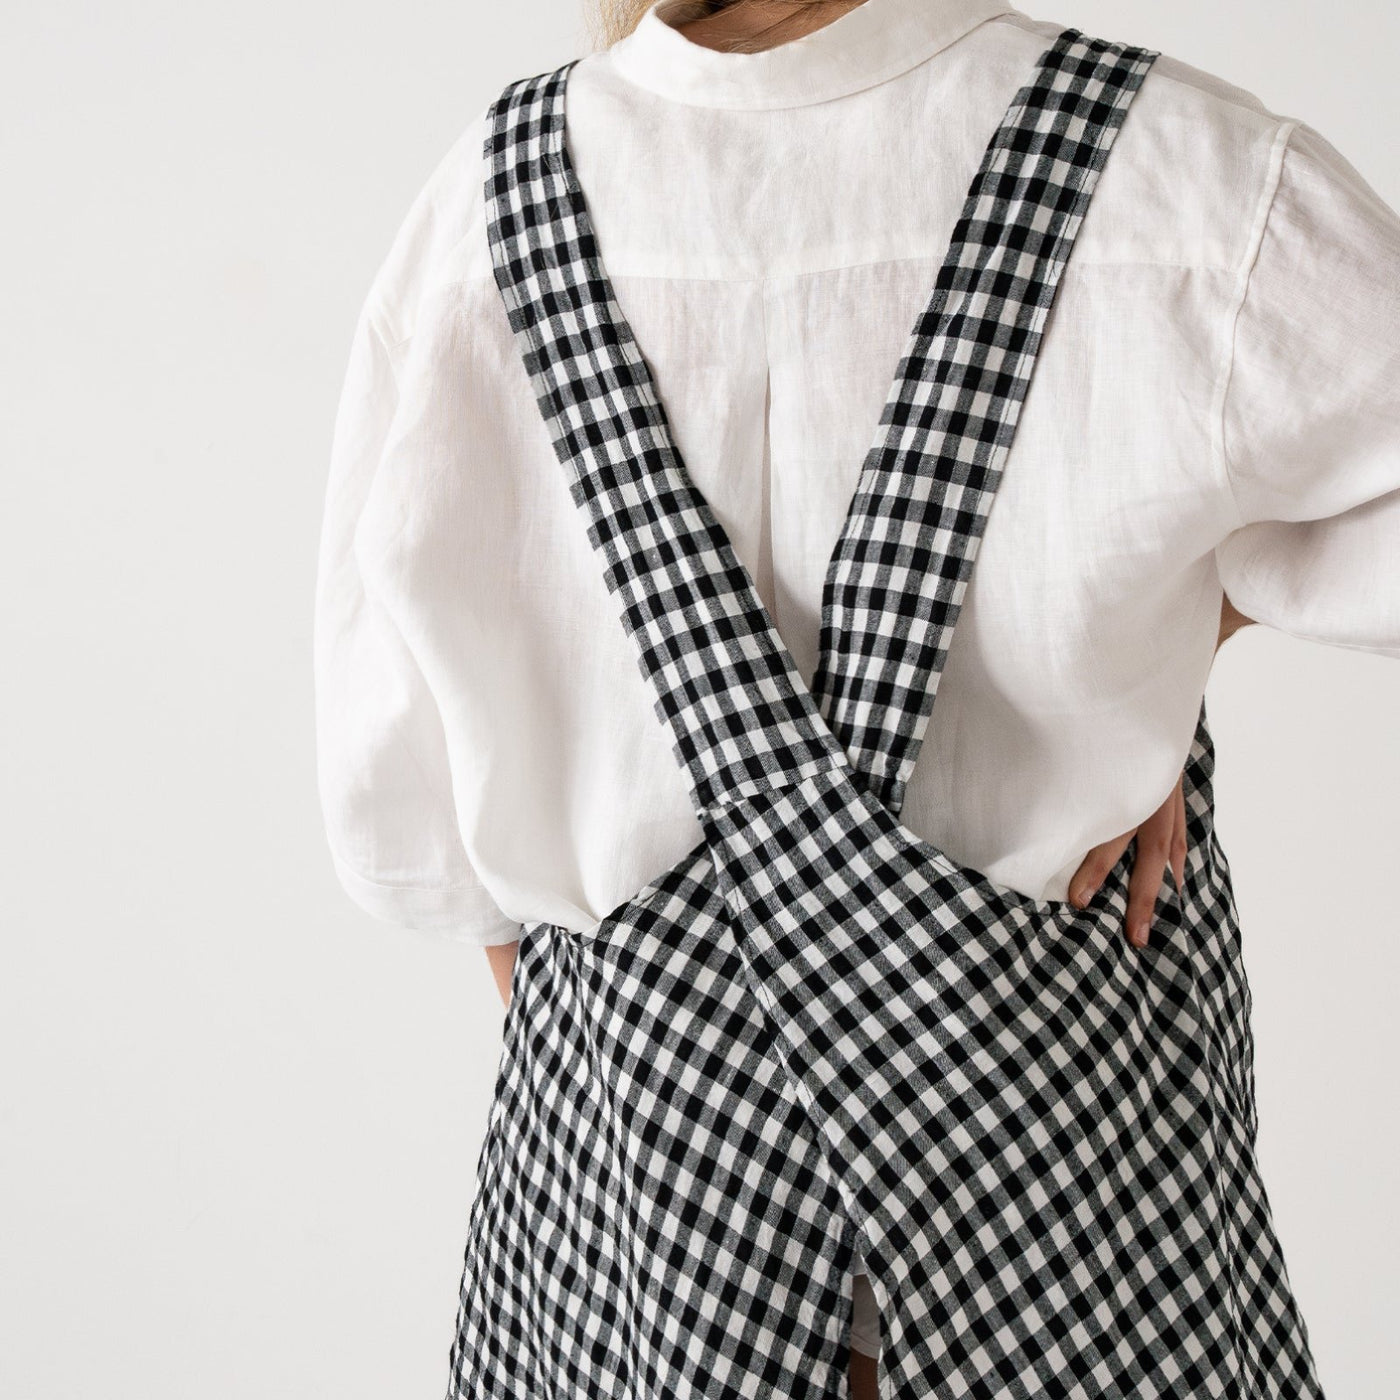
{"left": 484, "top": 27, "right": 1158, "bottom": 827}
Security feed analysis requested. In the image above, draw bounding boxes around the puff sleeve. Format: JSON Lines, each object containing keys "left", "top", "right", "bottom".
{"left": 1215, "top": 119, "right": 1400, "bottom": 657}
{"left": 313, "top": 143, "right": 521, "bottom": 946}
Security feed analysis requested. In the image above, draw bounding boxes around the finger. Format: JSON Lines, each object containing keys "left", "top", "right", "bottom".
{"left": 1125, "top": 784, "right": 1181, "bottom": 946}
{"left": 1170, "top": 779, "right": 1188, "bottom": 895}
{"left": 1125, "top": 824, "right": 1171, "bottom": 948}
{"left": 1069, "top": 833, "right": 1131, "bottom": 908}
{"left": 1124, "top": 785, "right": 1178, "bottom": 948}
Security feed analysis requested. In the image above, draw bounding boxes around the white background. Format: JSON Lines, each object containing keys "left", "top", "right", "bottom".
{"left": 3, "top": 2, "right": 1396, "bottom": 1395}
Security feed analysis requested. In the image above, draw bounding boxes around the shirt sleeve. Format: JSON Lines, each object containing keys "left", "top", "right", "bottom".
{"left": 313, "top": 190, "right": 521, "bottom": 947}
{"left": 1214, "top": 118, "right": 1400, "bottom": 658}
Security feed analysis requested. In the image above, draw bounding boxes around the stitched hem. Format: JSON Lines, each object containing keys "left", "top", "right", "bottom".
{"left": 331, "top": 853, "right": 523, "bottom": 944}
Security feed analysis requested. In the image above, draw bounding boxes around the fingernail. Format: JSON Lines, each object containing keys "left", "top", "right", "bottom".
{"left": 1132, "top": 920, "right": 1150, "bottom": 948}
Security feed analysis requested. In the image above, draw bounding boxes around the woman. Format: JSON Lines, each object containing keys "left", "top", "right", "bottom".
{"left": 315, "top": 2, "right": 1400, "bottom": 1395}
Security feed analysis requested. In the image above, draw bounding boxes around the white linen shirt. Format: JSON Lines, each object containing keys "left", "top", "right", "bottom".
{"left": 315, "top": 0, "right": 1400, "bottom": 947}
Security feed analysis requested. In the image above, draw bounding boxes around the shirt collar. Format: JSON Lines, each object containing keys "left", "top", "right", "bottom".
{"left": 606, "top": 0, "right": 1018, "bottom": 110}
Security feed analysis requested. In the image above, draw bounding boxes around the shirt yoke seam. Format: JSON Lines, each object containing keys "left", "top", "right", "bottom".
{"left": 411, "top": 254, "right": 1233, "bottom": 310}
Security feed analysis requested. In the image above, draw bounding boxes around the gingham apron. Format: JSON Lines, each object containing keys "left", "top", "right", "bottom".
{"left": 447, "top": 28, "right": 1324, "bottom": 1400}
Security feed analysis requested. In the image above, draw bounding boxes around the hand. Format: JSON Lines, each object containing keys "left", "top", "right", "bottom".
{"left": 1217, "top": 592, "right": 1255, "bottom": 650}
{"left": 1069, "top": 777, "right": 1187, "bottom": 949}
{"left": 485, "top": 941, "right": 520, "bottom": 1010}
{"left": 1070, "top": 591, "right": 1256, "bottom": 947}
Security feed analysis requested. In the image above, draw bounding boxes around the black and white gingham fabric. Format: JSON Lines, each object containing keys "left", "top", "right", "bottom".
{"left": 809, "top": 31, "right": 1160, "bottom": 818}
{"left": 448, "top": 29, "right": 1323, "bottom": 1400}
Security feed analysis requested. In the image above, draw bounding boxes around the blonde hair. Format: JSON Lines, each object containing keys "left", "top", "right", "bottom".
{"left": 592, "top": 1, "right": 854, "bottom": 51}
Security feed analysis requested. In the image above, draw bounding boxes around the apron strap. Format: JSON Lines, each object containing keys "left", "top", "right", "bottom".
{"left": 810, "top": 31, "right": 1158, "bottom": 816}
{"left": 484, "top": 67, "right": 848, "bottom": 814}
{"left": 483, "top": 30, "right": 1156, "bottom": 819}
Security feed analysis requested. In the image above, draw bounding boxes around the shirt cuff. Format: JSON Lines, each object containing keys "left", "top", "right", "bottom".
{"left": 331, "top": 854, "right": 524, "bottom": 946}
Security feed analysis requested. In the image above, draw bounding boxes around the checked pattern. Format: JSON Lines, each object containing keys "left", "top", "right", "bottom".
{"left": 447, "top": 27, "right": 1324, "bottom": 1400}
{"left": 811, "top": 30, "right": 1171, "bottom": 817}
